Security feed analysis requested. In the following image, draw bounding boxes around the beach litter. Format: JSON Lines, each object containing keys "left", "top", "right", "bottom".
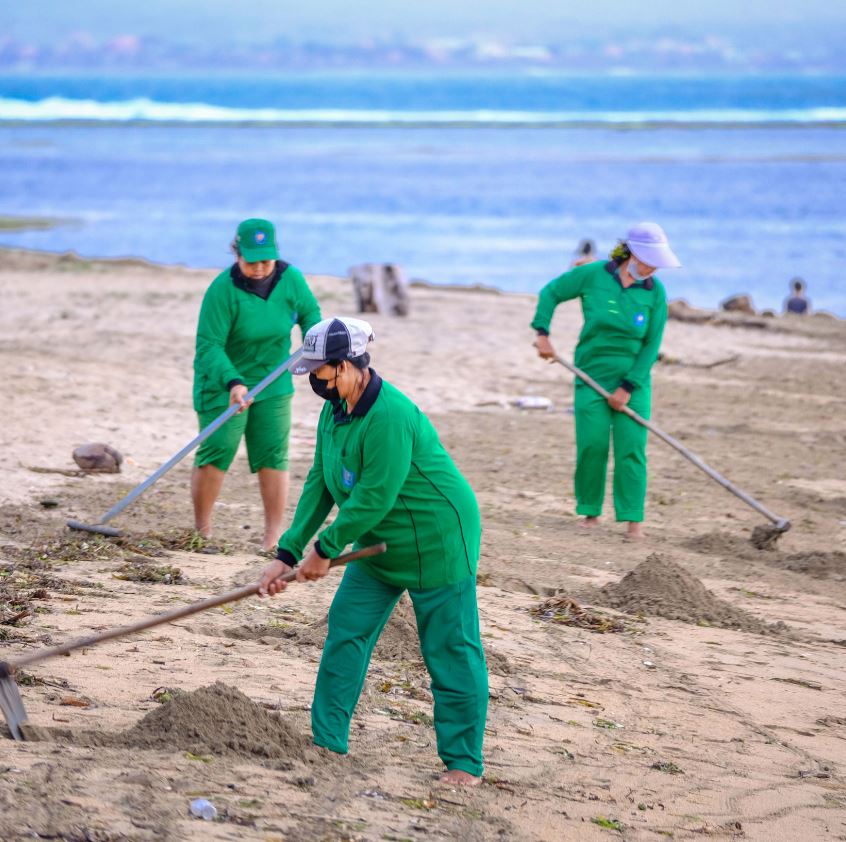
{"left": 530, "top": 596, "right": 629, "bottom": 634}
{"left": 512, "top": 396, "right": 553, "bottom": 411}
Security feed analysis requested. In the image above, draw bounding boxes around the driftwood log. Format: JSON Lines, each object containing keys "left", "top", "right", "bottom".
{"left": 349, "top": 263, "right": 410, "bottom": 316}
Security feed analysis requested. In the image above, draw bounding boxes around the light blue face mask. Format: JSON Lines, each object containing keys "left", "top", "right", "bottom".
{"left": 628, "top": 257, "right": 651, "bottom": 281}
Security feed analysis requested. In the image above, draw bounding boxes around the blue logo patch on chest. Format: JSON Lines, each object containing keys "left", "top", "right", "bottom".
{"left": 341, "top": 466, "right": 356, "bottom": 490}
{"left": 634, "top": 312, "right": 646, "bottom": 327}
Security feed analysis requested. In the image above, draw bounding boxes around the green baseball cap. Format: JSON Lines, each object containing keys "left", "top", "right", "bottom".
{"left": 235, "top": 218, "right": 279, "bottom": 263}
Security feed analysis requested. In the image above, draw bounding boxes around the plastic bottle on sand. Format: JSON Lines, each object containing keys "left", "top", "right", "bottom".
{"left": 190, "top": 798, "right": 217, "bottom": 821}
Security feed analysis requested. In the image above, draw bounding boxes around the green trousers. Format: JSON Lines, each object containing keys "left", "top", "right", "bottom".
{"left": 312, "top": 563, "right": 488, "bottom": 777}
{"left": 574, "top": 382, "right": 650, "bottom": 522}
{"left": 195, "top": 394, "right": 292, "bottom": 473}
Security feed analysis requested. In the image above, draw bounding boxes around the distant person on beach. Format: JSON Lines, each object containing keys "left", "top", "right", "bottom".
{"left": 192, "top": 218, "right": 321, "bottom": 552}
{"left": 784, "top": 277, "right": 810, "bottom": 315}
{"left": 258, "top": 316, "right": 487, "bottom": 787}
{"left": 532, "top": 222, "right": 680, "bottom": 540}
{"left": 571, "top": 238, "right": 597, "bottom": 267}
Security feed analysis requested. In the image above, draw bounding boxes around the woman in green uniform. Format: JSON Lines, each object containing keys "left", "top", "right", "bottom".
{"left": 531, "top": 222, "right": 680, "bottom": 540}
{"left": 192, "top": 218, "right": 321, "bottom": 551}
{"left": 258, "top": 316, "right": 488, "bottom": 786}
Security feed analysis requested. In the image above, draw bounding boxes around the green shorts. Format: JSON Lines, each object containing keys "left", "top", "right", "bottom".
{"left": 194, "top": 394, "right": 292, "bottom": 473}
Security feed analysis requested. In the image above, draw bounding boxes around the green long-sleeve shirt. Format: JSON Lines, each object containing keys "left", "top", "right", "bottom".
{"left": 531, "top": 260, "right": 668, "bottom": 392}
{"left": 193, "top": 262, "right": 322, "bottom": 412}
{"left": 278, "top": 372, "right": 481, "bottom": 590}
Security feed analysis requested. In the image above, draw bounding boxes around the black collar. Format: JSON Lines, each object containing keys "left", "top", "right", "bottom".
{"left": 605, "top": 260, "right": 654, "bottom": 291}
{"left": 230, "top": 260, "right": 289, "bottom": 299}
{"left": 332, "top": 369, "right": 383, "bottom": 424}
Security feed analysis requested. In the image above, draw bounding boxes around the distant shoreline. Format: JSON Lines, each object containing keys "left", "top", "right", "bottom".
{"left": 0, "top": 244, "right": 518, "bottom": 296}
{"left": 3, "top": 117, "right": 846, "bottom": 130}
{"left": 2, "top": 245, "right": 839, "bottom": 320}
{"left": 0, "top": 214, "right": 72, "bottom": 232}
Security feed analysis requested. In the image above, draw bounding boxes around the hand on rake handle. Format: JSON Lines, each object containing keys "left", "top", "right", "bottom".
{"left": 259, "top": 548, "right": 330, "bottom": 594}
{"left": 229, "top": 384, "right": 253, "bottom": 415}
{"left": 258, "top": 542, "right": 375, "bottom": 596}
{"left": 607, "top": 387, "right": 631, "bottom": 411}
{"left": 295, "top": 547, "right": 331, "bottom": 583}
{"left": 533, "top": 335, "right": 556, "bottom": 361}
{"left": 258, "top": 559, "right": 295, "bottom": 596}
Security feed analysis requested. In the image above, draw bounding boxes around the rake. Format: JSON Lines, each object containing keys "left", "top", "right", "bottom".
{"left": 67, "top": 347, "right": 305, "bottom": 538}
{"left": 554, "top": 356, "right": 791, "bottom": 543}
{"left": 0, "top": 542, "right": 386, "bottom": 741}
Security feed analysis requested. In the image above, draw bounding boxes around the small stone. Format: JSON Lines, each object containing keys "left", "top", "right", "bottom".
{"left": 72, "top": 443, "right": 123, "bottom": 473}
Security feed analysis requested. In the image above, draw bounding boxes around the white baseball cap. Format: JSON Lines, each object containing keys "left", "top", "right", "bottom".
{"left": 292, "top": 316, "right": 375, "bottom": 375}
{"left": 626, "top": 222, "right": 681, "bottom": 269}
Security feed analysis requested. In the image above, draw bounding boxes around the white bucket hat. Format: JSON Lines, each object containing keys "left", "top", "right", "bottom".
{"left": 292, "top": 316, "right": 375, "bottom": 375}
{"left": 625, "top": 222, "right": 681, "bottom": 269}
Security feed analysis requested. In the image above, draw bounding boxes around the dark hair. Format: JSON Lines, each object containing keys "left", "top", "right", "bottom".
{"left": 328, "top": 353, "right": 370, "bottom": 370}
{"left": 791, "top": 277, "right": 805, "bottom": 292}
{"left": 610, "top": 240, "right": 631, "bottom": 262}
{"left": 230, "top": 239, "right": 241, "bottom": 258}
{"left": 578, "top": 238, "right": 596, "bottom": 256}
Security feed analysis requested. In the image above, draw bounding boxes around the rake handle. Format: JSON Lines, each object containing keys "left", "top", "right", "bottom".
{"left": 70, "top": 347, "right": 305, "bottom": 531}
{"left": 6, "top": 543, "right": 386, "bottom": 673}
{"left": 553, "top": 356, "right": 790, "bottom": 531}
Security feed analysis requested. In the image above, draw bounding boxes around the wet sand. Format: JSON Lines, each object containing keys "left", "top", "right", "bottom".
{"left": 0, "top": 248, "right": 844, "bottom": 841}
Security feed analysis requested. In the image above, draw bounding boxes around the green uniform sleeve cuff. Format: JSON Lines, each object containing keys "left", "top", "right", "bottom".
{"left": 313, "top": 540, "right": 329, "bottom": 559}
{"left": 226, "top": 378, "right": 246, "bottom": 391}
{"left": 275, "top": 548, "right": 298, "bottom": 568}
{"left": 620, "top": 380, "right": 635, "bottom": 394}
{"left": 535, "top": 328, "right": 549, "bottom": 337}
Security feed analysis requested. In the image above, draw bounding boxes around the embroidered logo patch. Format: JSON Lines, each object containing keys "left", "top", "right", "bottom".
{"left": 254, "top": 230, "right": 266, "bottom": 244}
{"left": 341, "top": 467, "right": 356, "bottom": 490}
{"left": 304, "top": 333, "right": 318, "bottom": 351}
{"left": 634, "top": 312, "right": 645, "bottom": 326}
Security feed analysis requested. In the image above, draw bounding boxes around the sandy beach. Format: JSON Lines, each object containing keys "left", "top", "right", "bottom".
{"left": 0, "top": 247, "right": 844, "bottom": 841}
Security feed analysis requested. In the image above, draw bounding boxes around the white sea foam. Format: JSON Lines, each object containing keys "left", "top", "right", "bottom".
{"left": 1, "top": 96, "right": 845, "bottom": 125}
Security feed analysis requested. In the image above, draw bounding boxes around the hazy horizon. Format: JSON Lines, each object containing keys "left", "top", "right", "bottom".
{"left": 6, "top": 1, "right": 845, "bottom": 47}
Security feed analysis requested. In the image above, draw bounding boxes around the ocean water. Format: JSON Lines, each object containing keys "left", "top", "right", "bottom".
{"left": 1, "top": 71, "right": 844, "bottom": 314}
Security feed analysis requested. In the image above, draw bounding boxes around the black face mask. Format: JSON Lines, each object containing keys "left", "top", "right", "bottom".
{"left": 309, "top": 370, "right": 341, "bottom": 403}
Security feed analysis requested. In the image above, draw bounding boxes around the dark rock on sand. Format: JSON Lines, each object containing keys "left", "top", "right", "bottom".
{"left": 72, "top": 442, "right": 123, "bottom": 473}
{"left": 720, "top": 294, "right": 756, "bottom": 315}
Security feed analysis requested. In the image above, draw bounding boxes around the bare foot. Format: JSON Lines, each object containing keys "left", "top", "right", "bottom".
{"left": 624, "top": 522, "right": 645, "bottom": 541}
{"left": 578, "top": 516, "right": 600, "bottom": 530}
{"left": 439, "top": 769, "right": 482, "bottom": 787}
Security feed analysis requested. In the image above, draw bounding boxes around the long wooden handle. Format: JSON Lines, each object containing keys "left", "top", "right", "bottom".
{"left": 553, "top": 356, "right": 790, "bottom": 531}
{"left": 8, "top": 543, "right": 386, "bottom": 672}
{"left": 85, "top": 348, "right": 305, "bottom": 528}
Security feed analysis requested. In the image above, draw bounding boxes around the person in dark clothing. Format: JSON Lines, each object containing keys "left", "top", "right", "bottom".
{"left": 784, "top": 278, "right": 810, "bottom": 315}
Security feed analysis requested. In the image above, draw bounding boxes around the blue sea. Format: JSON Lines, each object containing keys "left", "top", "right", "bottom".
{"left": 1, "top": 71, "right": 845, "bottom": 314}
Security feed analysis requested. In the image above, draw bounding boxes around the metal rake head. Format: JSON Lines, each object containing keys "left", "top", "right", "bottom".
{"left": 0, "top": 662, "right": 28, "bottom": 741}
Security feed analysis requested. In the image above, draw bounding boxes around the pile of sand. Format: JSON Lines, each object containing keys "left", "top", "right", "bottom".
{"left": 293, "top": 596, "right": 511, "bottom": 674}
{"left": 772, "top": 551, "right": 846, "bottom": 580}
{"left": 294, "top": 596, "right": 422, "bottom": 663}
{"left": 595, "top": 554, "right": 785, "bottom": 635}
{"left": 223, "top": 623, "right": 297, "bottom": 641}
{"left": 683, "top": 531, "right": 755, "bottom": 557}
{"left": 115, "top": 682, "right": 310, "bottom": 761}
